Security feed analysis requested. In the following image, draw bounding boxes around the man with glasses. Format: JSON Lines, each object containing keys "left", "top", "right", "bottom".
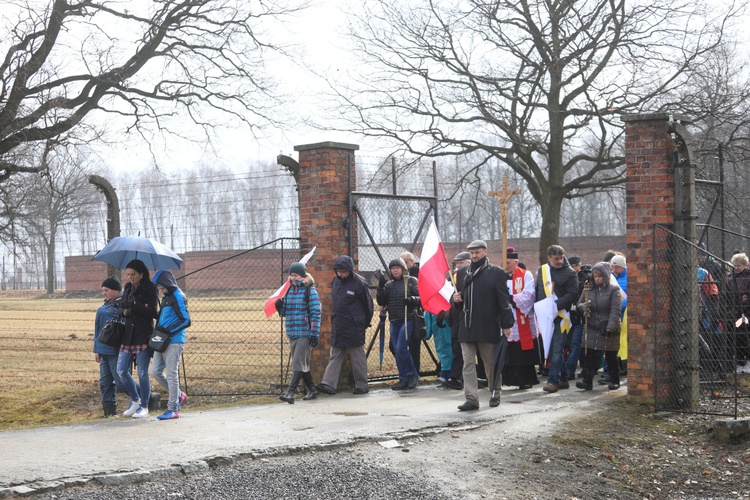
{"left": 315, "top": 255, "right": 375, "bottom": 396}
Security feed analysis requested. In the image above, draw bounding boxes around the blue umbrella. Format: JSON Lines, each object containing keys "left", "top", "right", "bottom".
{"left": 92, "top": 236, "right": 183, "bottom": 270}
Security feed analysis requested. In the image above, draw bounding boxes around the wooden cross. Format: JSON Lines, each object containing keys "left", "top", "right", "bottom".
{"left": 488, "top": 177, "right": 521, "bottom": 269}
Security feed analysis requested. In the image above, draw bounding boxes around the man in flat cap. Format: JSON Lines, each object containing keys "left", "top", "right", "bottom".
{"left": 451, "top": 240, "right": 514, "bottom": 411}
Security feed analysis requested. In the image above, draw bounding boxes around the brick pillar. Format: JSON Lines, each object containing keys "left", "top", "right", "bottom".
{"left": 621, "top": 113, "right": 695, "bottom": 403}
{"left": 294, "top": 141, "right": 360, "bottom": 383}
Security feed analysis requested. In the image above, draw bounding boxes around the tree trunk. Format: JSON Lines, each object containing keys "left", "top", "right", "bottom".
{"left": 46, "top": 230, "right": 56, "bottom": 294}
{"left": 537, "top": 194, "right": 564, "bottom": 265}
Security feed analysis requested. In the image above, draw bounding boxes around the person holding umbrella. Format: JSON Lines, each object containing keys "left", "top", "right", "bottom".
{"left": 575, "top": 262, "right": 622, "bottom": 391}
{"left": 376, "top": 258, "right": 421, "bottom": 390}
{"left": 117, "top": 259, "right": 159, "bottom": 418}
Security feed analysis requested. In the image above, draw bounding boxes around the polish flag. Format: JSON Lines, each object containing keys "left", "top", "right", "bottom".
{"left": 264, "top": 247, "right": 317, "bottom": 318}
{"left": 418, "top": 219, "right": 453, "bottom": 315}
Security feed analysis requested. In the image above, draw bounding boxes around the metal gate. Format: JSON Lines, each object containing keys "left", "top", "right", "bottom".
{"left": 652, "top": 224, "right": 750, "bottom": 417}
{"left": 350, "top": 191, "right": 442, "bottom": 380}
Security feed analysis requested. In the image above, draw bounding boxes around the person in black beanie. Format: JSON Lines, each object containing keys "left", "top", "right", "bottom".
{"left": 275, "top": 261, "right": 322, "bottom": 403}
{"left": 94, "top": 275, "right": 124, "bottom": 417}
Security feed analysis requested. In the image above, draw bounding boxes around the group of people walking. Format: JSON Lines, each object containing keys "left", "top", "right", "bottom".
{"left": 93, "top": 259, "right": 190, "bottom": 420}
{"left": 92, "top": 239, "right": 750, "bottom": 418}
{"left": 271, "top": 241, "right": 629, "bottom": 413}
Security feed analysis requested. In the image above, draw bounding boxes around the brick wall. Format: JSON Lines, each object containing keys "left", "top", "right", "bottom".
{"left": 65, "top": 249, "right": 292, "bottom": 292}
{"left": 294, "top": 142, "right": 360, "bottom": 383}
{"left": 622, "top": 113, "right": 686, "bottom": 402}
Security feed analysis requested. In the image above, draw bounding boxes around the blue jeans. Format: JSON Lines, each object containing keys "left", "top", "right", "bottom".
{"left": 99, "top": 353, "right": 124, "bottom": 403}
{"left": 390, "top": 319, "right": 417, "bottom": 381}
{"left": 565, "top": 324, "right": 584, "bottom": 379}
{"left": 117, "top": 349, "right": 151, "bottom": 409}
{"left": 547, "top": 322, "right": 568, "bottom": 386}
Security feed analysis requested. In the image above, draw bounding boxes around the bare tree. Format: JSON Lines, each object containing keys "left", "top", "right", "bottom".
{"left": 661, "top": 42, "right": 750, "bottom": 245}
{"left": 329, "top": 0, "right": 744, "bottom": 262}
{"left": 21, "top": 144, "right": 97, "bottom": 293}
{"left": 0, "top": 0, "right": 305, "bottom": 182}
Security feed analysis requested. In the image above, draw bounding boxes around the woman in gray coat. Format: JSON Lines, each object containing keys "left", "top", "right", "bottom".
{"left": 575, "top": 262, "right": 622, "bottom": 391}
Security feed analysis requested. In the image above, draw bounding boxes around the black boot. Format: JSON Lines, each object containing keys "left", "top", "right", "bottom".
{"left": 148, "top": 393, "right": 161, "bottom": 412}
{"left": 102, "top": 402, "right": 117, "bottom": 417}
{"left": 576, "top": 369, "right": 593, "bottom": 390}
{"left": 618, "top": 359, "right": 628, "bottom": 377}
{"left": 280, "top": 371, "right": 303, "bottom": 404}
{"left": 302, "top": 372, "right": 318, "bottom": 400}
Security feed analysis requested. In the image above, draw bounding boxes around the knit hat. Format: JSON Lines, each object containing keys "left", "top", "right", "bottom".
{"left": 388, "top": 258, "right": 407, "bottom": 270}
{"left": 568, "top": 255, "right": 581, "bottom": 266}
{"left": 101, "top": 275, "right": 122, "bottom": 291}
{"left": 467, "top": 239, "right": 487, "bottom": 249}
{"left": 289, "top": 262, "right": 307, "bottom": 276}
{"left": 507, "top": 246, "right": 518, "bottom": 260}
{"left": 610, "top": 255, "right": 627, "bottom": 268}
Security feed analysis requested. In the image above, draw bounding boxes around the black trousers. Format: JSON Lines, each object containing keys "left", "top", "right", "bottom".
{"left": 582, "top": 348, "right": 619, "bottom": 386}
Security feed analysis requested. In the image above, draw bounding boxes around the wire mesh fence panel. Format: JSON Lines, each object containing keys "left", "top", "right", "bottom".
{"left": 177, "top": 238, "right": 302, "bottom": 396}
{"left": 0, "top": 296, "right": 103, "bottom": 392}
{"left": 653, "top": 225, "right": 749, "bottom": 417}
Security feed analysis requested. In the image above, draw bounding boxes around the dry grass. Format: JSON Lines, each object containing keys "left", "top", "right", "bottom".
{"left": 0, "top": 290, "right": 287, "bottom": 430}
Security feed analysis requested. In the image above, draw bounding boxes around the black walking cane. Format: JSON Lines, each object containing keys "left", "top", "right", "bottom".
{"left": 583, "top": 279, "right": 590, "bottom": 357}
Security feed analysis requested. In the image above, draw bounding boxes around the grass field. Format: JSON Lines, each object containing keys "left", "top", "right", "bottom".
{"left": 0, "top": 290, "right": 404, "bottom": 430}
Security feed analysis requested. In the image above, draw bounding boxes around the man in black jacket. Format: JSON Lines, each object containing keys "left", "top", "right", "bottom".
{"left": 316, "top": 255, "right": 375, "bottom": 396}
{"left": 535, "top": 245, "right": 579, "bottom": 393}
{"left": 452, "top": 240, "right": 515, "bottom": 411}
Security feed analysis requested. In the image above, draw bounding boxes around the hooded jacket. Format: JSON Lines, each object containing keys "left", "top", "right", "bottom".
{"left": 153, "top": 270, "right": 190, "bottom": 344}
{"left": 330, "top": 255, "right": 375, "bottom": 348}
{"left": 278, "top": 274, "right": 322, "bottom": 339}
{"left": 577, "top": 263, "right": 622, "bottom": 352}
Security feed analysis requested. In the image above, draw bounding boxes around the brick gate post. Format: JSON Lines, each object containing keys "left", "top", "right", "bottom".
{"left": 621, "top": 113, "right": 697, "bottom": 404}
{"left": 293, "top": 141, "right": 360, "bottom": 384}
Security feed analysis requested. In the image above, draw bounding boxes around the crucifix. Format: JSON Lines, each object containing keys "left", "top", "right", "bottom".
{"left": 488, "top": 177, "right": 521, "bottom": 269}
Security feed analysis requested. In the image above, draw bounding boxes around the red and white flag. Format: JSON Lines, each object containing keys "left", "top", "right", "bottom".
{"left": 418, "top": 219, "right": 453, "bottom": 315}
{"left": 264, "top": 246, "right": 317, "bottom": 318}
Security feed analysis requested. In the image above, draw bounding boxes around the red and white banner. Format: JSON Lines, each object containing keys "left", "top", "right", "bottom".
{"left": 418, "top": 219, "right": 453, "bottom": 315}
{"left": 264, "top": 247, "right": 317, "bottom": 318}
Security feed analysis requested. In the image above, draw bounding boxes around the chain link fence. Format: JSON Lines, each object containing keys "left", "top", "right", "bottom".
{"left": 176, "top": 238, "right": 302, "bottom": 396}
{"left": 0, "top": 239, "right": 302, "bottom": 401}
{"left": 653, "top": 225, "right": 750, "bottom": 417}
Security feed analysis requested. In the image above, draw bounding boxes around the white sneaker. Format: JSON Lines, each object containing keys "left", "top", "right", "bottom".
{"left": 132, "top": 407, "right": 149, "bottom": 418}
{"left": 123, "top": 401, "right": 141, "bottom": 416}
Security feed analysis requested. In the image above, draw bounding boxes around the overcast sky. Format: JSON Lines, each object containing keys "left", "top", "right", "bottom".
{"left": 99, "top": 0, "right": 361, "bottom": 175}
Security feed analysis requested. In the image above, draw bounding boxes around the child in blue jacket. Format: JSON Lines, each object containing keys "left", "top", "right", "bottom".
{"left": 151, "top": 270, "right": 191, "bottom": 420}
{"left": 275, "top": 262, "right": 322, "bottom": 403}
